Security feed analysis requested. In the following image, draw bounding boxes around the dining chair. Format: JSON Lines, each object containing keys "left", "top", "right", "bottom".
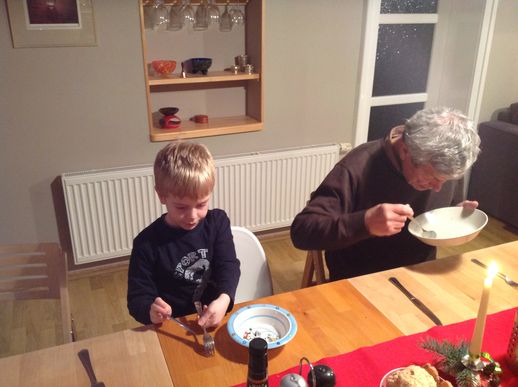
{"left": 0, "top": 243, "right": 75, "bottom": 344}
{"left": 301, "top": 250, "right": 327, "bottom": 288}
{"left": 231, "top": 226, "right": 273, "bottom": 303}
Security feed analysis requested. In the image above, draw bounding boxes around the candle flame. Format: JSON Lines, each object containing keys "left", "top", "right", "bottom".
{"left": 488, "top": 262, "right": 498, "bottom": 279}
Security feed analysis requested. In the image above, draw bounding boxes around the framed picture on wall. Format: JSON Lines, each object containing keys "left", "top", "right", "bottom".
{"left": 6, "top": 0, "right": 97, "bottom": 48}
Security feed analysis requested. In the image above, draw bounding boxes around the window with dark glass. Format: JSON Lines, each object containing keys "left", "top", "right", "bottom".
{"left": 368, "top": 103, "right": 425, "bottom": 141}
{"left": 372, "top": 24, "right": 434, "bottom": 96}
{"left": 367, "top": 0, "right": 438, "bottom": 141}
{"left": 381, "top": 0, "right": 437, "bottom": 14}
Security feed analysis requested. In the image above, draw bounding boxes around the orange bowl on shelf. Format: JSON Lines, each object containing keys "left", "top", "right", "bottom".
{"left": 151, "top": 60, "right": 176, "bottom": 77}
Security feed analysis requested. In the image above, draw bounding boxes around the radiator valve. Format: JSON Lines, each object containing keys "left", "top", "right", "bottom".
{"left": 339, "top": 142, "right": 352, "bottom": 153}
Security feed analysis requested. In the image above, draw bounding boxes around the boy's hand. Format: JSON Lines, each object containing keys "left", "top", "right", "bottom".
{"left": 150, "top": 297, "right": 172, "bottom": 324}
{"left": 197, "top": 293, "right": 231, "bottom": 328}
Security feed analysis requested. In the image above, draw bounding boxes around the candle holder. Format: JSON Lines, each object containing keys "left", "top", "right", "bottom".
{"left": 421, "top": 338, "right": 502, "bottom": 386}
{"left": 461, "top": 353, "right": 485, "bottom": 371}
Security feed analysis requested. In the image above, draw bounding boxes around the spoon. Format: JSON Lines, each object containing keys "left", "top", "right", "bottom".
{"left": 408, "top": 215, "right": 437, "bottom": 238}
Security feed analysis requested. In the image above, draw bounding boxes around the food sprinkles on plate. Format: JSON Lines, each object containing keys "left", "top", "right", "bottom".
{"left": 242, "top": 326, "right": 280, "bottom": 343}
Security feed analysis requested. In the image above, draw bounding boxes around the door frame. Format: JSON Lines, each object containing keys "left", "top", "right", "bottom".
{"left": 353, "top": 0, "right": 499, "bottom": 147}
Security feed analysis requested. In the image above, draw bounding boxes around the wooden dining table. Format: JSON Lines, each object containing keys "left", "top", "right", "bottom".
{"left": 1, "top": 240, "right": 517, "bottom": 386}
{"left": 156, "top": 241, "right": 518, "bottom": 386}
{"left": 1, "top": 326, "right": 173, "bottom": 387}
{"left": 349, "top": 240, "right": 518, "bottom": 335}
{"left": 156, "top": 280, "right": 403, "bottom": 387}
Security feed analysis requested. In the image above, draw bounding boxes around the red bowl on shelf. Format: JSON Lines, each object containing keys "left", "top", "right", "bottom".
{"left": 151, "top": 60, "right": 177, "bottom": 77}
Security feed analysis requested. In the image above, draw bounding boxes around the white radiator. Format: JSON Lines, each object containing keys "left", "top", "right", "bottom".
{"left": 62, "top": 144, "right": 341, "bottom": 264}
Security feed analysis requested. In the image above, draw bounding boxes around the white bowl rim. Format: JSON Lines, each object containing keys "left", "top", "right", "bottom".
{"left": 408, "top": 207, "right": 488, "bottom": 242}
{"left": 379, "top": 367, "right": 405, "bottom": 387}
{"left": 227, "top": 303, "right": 297, "bottom": 349}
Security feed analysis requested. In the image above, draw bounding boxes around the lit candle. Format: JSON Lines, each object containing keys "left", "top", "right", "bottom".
{"left": 469, "top": 262, "right": 498, "bottom": 357}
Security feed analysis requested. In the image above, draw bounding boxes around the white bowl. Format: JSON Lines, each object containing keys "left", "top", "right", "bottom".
{"left": 380, "top": 368, "right": 404, "bottom": 387}
{"left": 227, "top": 304, "right": 297, "bottom": 349}
{"left": 408, "top": 207, "right": 488, "bottom": 247}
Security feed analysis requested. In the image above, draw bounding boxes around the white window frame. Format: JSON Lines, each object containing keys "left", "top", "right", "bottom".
{"left": 354, "top": 0, "right": 499, "bottom": 147}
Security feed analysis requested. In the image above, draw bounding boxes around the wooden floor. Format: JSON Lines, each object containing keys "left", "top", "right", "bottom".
{"left": 1, "top": 216, "right": 517, "bottom": 358}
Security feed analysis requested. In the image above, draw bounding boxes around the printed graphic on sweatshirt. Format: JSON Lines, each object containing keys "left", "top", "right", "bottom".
{"left": 174, "top": 248, "right": 210, "bottom": 283}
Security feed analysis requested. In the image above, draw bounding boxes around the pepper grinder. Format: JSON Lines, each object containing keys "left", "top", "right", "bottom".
{"left": 247, "top": 338, "right": 269, "bottom": 387}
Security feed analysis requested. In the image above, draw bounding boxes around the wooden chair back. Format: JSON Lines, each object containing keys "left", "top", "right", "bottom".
{"left": 301, "top": 250, "right": 328, "bottom": 288}
{"left": 0, "top": 243, "right": 73, "bottom": 343}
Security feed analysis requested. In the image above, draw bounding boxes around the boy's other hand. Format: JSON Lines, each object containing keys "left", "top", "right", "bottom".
{"left": 150, "top": 296, "right": 172, "bottom": 324}
{"left": 198, "top": 293, "right": 231, "bottom": 328}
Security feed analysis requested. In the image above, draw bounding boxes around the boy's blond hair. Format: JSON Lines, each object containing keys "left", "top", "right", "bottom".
{"left": 154, "top": 141, "right": 215, "bottom": 199}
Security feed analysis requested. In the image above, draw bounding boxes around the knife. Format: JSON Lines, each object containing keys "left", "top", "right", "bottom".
{"left": 388, "top": 277, "right": 443, "bottom": 326}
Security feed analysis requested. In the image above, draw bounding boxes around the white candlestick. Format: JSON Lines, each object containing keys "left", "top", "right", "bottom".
{"left": 469, "top": 262, "right": 498, "bottom": 357}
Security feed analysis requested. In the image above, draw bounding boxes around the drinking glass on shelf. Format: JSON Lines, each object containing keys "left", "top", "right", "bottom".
{"left": 143, "top": 5, "right": 154, "bottom": 30}
{"left": 151, "top": 0, "right": 169, "bottom": 31}
{"left": 168, "top": 1, "right": 184, "bottom": 31}
{"left": 219, "top": 2, "right": 232, "bottom": 32}
{"left": 207, "top": 0, "right": 220, "bottom": 24}
{"left": 181, "top": 0, "right": 195, "bottom": 25}
{"left": 230, "top": 2, "right": 245, "bottom": 26}
{"left": 193, "top": 0, "right": 209, "bottom": 31}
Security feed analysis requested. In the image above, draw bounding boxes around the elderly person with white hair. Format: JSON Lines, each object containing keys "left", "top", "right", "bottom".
{"left": 291, "top": 106, "right": 481, "bottom": 280}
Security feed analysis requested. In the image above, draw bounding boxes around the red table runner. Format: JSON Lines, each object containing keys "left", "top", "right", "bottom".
{"left": 237, "top": 307, "right": 518, "bottom": 386}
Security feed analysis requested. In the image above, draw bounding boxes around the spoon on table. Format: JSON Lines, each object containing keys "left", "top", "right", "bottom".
{"left": 408, "top": 215, "right": 437, "bottom": 238}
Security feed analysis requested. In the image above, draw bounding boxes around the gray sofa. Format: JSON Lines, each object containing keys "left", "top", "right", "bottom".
{"left": 468, "top": 103, "right": 518, "bottom": 228}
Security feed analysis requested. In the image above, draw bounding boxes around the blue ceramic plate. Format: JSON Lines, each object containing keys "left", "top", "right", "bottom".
{"left": 227, "top": 304, "right": 297, "bottom": 349}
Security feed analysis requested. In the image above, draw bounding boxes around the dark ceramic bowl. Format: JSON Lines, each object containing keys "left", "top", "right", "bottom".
{"left": 190, "top": 58, "right": 212, "bottom": 75}
{"left": 159, "top": 107, "right": 179, "bottom": 116}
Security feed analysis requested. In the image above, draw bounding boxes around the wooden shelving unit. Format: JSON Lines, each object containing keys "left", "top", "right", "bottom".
{"left": 148, "top": 71, "right": 260, "bottom": 86}
{"left": 150, "top": 115, "right": 262, "bottom": 141}
{"left": 139, "top": 0, "right": 264, "bottom": 142}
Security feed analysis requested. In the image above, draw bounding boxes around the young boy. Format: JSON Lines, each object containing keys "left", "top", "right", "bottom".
{"left": 127, "top": 141, "right": 240, "bottom": 328}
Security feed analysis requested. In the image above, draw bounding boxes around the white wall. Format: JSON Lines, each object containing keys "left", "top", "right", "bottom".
{"left": 1, "top": 0, "right": 516, "bottom": 254}
{"left": 479, "top": 0, "right": 518, "bottom": 121}
{"left": 265, "top": 1, "right": 363, "bottom": 143}
{"left": 427, "top": 0, "right": 487, "bottom": 113}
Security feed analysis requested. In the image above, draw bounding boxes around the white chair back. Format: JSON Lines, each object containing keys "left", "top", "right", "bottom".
{"left": 231, "top": 226, "right": 273, "bottom": 303}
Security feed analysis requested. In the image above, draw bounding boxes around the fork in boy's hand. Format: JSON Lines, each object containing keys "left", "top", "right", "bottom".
{"left": 194, "top": 301, "right": 215, "bottom": 356}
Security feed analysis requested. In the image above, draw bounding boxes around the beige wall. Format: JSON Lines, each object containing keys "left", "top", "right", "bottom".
{"left": 479, "top": 0, "right": 518, "bottom": 121}
{"left": 0, "top": 1, "right": 363, "bottom": 246}
{"left": 1, "top": 0, "right": 516, "bottom": 250}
